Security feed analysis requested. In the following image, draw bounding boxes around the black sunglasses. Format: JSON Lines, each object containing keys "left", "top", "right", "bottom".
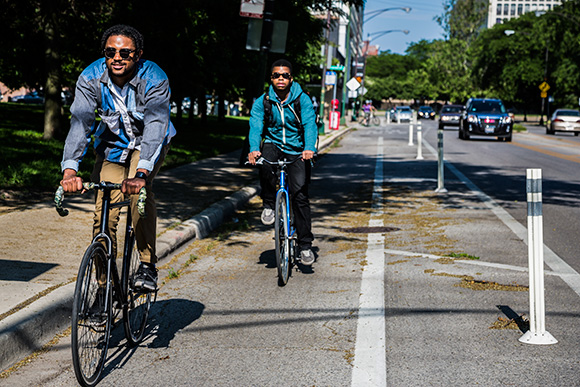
{"left": 271, "top": 72, "right": 291, "bottom": 80}
{"left": 104, "top": 47, "right": 136, "bottom": 60}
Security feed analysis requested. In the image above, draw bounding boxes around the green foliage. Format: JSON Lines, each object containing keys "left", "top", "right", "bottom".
{"left": 0, "top": 103, "right": 249, "bottom": 191}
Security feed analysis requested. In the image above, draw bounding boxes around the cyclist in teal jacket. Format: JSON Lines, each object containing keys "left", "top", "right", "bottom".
{"left": 248, "top": 59, "right": 318, "bottom": 265}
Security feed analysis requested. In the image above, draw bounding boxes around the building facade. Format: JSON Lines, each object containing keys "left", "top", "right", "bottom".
{"left": 487, "top": 0, "right": 563, "bottom": 28}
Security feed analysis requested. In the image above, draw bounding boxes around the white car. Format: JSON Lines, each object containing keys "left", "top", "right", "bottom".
{"left": 393, "top": 106, "right": 413, "bottom": 122}
{"left": 547, "top": 109, "right": 580, "bottom": 136}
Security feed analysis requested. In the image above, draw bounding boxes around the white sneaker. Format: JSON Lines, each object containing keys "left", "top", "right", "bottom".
{"left": 300, "top": 249, "right": 315, "bottom": 266}
{"left": 261, "top": 208, "right": 275, "bottom": 225}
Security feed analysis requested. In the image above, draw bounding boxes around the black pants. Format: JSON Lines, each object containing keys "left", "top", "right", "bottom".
{"left": 260, "top": 143, "right": 314, "bottom": 250}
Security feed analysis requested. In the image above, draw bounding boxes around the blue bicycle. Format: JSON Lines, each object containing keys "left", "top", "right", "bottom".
{"left": 254, "top": 157, "right": 302, "bottom": 286}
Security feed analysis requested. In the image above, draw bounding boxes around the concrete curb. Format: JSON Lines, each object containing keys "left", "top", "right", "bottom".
{"left": 0, "top": 125, "right": 353, "bottom": 372}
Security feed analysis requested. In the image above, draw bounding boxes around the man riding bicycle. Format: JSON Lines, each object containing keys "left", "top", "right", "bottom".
{"left": 247, "top": 59, "right": 318, "bottom": 265}
{"left": 60, "top": 25, "right": 175, "bottom": 292}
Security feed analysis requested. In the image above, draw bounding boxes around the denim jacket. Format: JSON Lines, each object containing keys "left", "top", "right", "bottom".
{"left": 61, "top": 58, "right": 176, "bottom": 172}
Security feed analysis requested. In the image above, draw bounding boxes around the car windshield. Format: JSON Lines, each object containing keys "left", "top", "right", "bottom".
{"left": 399, "top": 107, "right": 411, "bottom": 112}
{"left": 556, "top": 110, "right": 580, "bottom": 117}
{"left": 469, "top": 100, "right": 505, "bottom": 113}
{"left": 419, "top": 107, "right": 431, "bottom": 111}
{"left": 442, "top": 106, "right": 462, "bottom": 113}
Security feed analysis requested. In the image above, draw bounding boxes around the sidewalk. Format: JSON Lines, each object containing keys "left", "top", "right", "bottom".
{"left": 0, "top": 126, "right": 353, "bottom": 372}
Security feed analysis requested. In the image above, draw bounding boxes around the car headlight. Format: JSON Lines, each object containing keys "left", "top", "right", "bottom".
{"left": 467, "top": 114, "right": 478, "bottom": 124}
{"left": 500, "top": 116, "right": 512, "bottom": 124}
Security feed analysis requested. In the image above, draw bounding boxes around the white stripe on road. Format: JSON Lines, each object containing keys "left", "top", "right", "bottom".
{"left": 423, "top": 139, "right": 580, "bottom": 298}
{"left": 352, "top": 137, "right": 387, "bottom": 387}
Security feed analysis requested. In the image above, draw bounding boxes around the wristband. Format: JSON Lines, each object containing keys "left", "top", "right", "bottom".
{"left": 134, "top": 171, "right": 148, "bottom": 180}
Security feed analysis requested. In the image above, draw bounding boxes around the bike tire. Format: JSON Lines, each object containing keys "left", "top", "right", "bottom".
{"left": 372, "top": 116, "right": 380, "bottom": 126}
{"left": 123, "top": 234, "right": 151, "bottom": 345}
{"left": 71, "top": 242, "right": 111, "bottom": 387}
{"left": 275, "top": 191, "right": 291, "bottom": 286}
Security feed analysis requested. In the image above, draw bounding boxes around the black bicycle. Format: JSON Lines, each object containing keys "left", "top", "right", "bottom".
{"left": 55, "top": 182, "right": 153, "bottom": 387}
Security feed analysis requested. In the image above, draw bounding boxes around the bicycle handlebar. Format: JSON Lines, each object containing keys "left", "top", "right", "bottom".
{"left": 54, "top": 182, "right": 147, "bottom": 218}
{"left": 245, "top": 155, "right": 317, "bottom": 167}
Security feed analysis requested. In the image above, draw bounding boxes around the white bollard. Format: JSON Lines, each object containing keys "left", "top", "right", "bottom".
{"left": 408, "top": 123, "right": 414, "bottom": 146}
{"left": 519, "top": 169, "right": 557, "bottom": 345}
{"left": 416, "top": 121, "right": 424, "bottom": 160}
{"left": 387, "top": 112, "right": 391, "bottom": 124}
{"left": 435, "top": 129, "right": 447, "bottom": 193}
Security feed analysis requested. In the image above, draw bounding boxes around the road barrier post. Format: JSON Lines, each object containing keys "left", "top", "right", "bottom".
{"left": 435, "top": 129, "right": 447, "bottom": 193}
{"left": 519, "top": 168, "right": 558, "bottom": 345}
{"left": 408, "top": 123, "right": 414, "bottom": 146}
{"left": 387, "top": 112, "right": 391, "bottom": 124}
{"left": 416, "top": 120, "right": 424, "bottom": 160}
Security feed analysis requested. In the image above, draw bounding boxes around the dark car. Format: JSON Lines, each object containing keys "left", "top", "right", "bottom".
{"left": 438, "top": 104, "right": 463, "bottom": 129}
{"left": 10, "top": 91, "right": 44, "bottom": 104}
{"left": 459, "top": 98, "right": 513, "bottom": 142}
{"left": 417, "top": 106, "right": 435, "bottom": 120}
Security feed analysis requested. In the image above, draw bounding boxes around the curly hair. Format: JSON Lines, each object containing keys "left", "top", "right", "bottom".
{"left": 100, "top": 24, "right": 144, "bottom": 52}
{"left": 271, "top": 59, "right": 293, "bottom": 74}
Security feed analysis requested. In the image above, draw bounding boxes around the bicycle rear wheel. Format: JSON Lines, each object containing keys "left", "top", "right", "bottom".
{"left": 71, "top": 242, "right": 112, "bottom": 387}
{"left": 123, "top": 235, "right": 151, "bottom": 345}
{"left": 275, "top": 190, "right": 291, "bottom": 286}
{"left": 372, "top": 116, "right": 380, "bottom": 126}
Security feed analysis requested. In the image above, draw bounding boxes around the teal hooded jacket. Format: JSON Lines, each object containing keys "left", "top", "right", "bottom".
{"left": 249, "top": 82, "right": 318, "bottom": 155}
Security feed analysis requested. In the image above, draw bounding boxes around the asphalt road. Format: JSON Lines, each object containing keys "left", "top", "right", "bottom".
{"left": 4, "top": 120, "right": 580, "bottom": 386}
{"left": 422, "top": 120, "right": 580, "bottom": 274}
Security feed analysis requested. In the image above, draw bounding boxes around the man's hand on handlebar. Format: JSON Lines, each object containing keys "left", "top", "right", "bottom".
{"left": 122, "top": 169, "right": 148, "bottom": 195}
{"left": 60, "top": 169, "right": 84, "bottom": 193}
{"left": 248, "top": 150, "right": 261, "bottom": 166}
{"left": 302, "top": 150, "right": 315, "bottom": 161}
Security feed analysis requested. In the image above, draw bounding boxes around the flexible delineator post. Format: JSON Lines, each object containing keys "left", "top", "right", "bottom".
{"left": 416, "top": 121, "right": 424, "bottom": 160}
{"left": 519, "top": 168, "right": 557, "bottom": 345}
{"left": 408, "top": 123, "right": 414, "bottom": 146}
{"left": 435, "top": 129, "right": 447, "bottom": 193}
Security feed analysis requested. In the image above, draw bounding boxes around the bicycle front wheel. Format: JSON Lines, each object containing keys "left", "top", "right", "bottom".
{"left": 71, "top": 242, "right": 111, "bottom": 387}
{"left": 123, "top": 235, "right": 151, "bottom": 345}
{"left": 275, "top": 191, "right": 291, "bottom": 286}
{"left": 372, "top": 116, "right": 380, "bottom": 126}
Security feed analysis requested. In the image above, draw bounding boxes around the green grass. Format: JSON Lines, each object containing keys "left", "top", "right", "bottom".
{"left": 0, "top": 103, "right": 249, "bottom": 192}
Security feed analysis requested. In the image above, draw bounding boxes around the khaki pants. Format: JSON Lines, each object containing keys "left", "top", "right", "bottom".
{"left": 91, "top": 146, "right": 168, "bottom": 264}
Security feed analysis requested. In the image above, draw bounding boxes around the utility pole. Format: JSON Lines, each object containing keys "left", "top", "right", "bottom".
{"left": 254, "top": 0, "right": 275, "bottom": 99}
{"left": 341, "top": 9, "right": 351, "bottom": 125}
{"left": 318, "top": 8, "right": 332, "bottom": 135}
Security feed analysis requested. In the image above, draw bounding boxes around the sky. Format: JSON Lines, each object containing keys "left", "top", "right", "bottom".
{"left": 363, "top": 0, "right": 446, "bottom": 55}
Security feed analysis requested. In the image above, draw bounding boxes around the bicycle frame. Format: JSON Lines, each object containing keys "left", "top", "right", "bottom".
{"left": 276, "top": 162, "right": 296, "bottom": 245}
{"left": 93, "top": 186, "right": 134, "bottom": 314}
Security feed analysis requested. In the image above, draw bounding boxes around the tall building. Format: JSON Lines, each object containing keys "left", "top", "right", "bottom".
{"left": 487, "top": 0, "right": 563, "bottom": 28}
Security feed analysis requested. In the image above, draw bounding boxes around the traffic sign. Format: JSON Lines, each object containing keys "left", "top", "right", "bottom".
{"left": 541, "top": 91, "right": 548, "bottom": 99}
{"left": 346, "top": 77, "right": 361, "bottom": 91}
{"left": 329, "top": 65, "right": 344, "bottom": 72}
{"left": 240, "top": 0, "right": 264, "bottom": 18}
{"left": 325, "top": 71, "right": 337, "bottom": 86}
{"left": 539, "top": 81, "right": 550, "bottom": 92}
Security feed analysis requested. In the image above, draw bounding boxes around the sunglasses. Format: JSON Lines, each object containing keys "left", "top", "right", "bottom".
{"left": 271, "top": 72, "right": 291, "bottom": 80}
{"left": 104, "top": 48, "right": 136, "bottom": 60}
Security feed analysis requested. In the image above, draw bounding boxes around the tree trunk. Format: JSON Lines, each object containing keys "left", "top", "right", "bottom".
{"left": 42, "top": 1, "right": 62, "bottom": 141}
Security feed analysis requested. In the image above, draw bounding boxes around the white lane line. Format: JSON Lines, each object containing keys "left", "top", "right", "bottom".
{"left": 352, "top": 137, "right": 387, "bottom": 387}
{"left": 423, "top": 139, "right": 580, "bottom": 297}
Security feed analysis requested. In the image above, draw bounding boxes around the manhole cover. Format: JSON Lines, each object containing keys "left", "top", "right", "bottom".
{"left": 342, "top": 226, "right": 400, "bottom": 234}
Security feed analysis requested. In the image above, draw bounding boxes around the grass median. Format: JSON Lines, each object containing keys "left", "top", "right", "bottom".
{"left": 0, "top": 103, "right": 249, "bottom": 195}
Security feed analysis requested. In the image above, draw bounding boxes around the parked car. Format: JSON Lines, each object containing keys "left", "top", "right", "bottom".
{"left": 438, "top": 104, "right": 463, "bottom": 129}
{"left": 393, "top": 106, "right": 413, "bottom": 122}
{"left": 417, "top": 105, "right": 435, "bottom": 120}
{"left": 459, "top": 98, "right": 513, "bottom": 142}
{"left": 547, "top": 109, "right": 580, "bottom": 136}
{"left": 9, "top": 91, "right": 44, "bottom": 104}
